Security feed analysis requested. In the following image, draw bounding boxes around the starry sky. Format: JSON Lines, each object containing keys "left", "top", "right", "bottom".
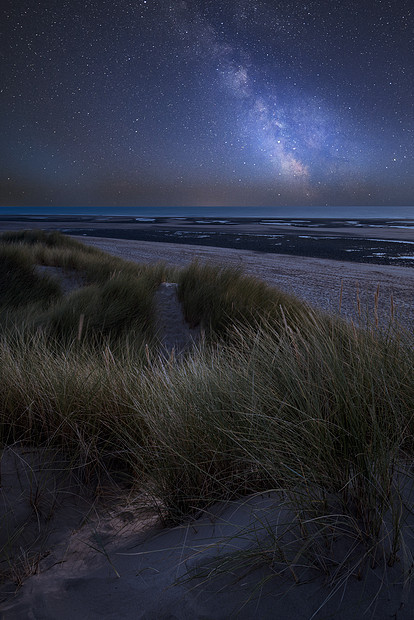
{"left": 1, "top": 0, "right": 413, "bottom": 208}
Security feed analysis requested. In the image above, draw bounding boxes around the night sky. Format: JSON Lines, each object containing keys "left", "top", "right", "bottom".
{"left": 2, "top": 1, "right": 413, "bottom": 208}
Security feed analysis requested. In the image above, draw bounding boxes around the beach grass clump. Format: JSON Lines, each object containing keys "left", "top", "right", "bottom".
{"left": 129, "top": 313, "right": 414, "bottom": 559}
{"left": 0, "top": 229, "right": 171, "bottom": 287}
{"left": 0, "top": 229, "right": 78, "bottom": 248}
{"left": 219, "top": 317, "right": 414, "bottom": 545}
{"left": 0, "top": 245, "right": 61, "bottom": 310}
{"left": 0, "top": 330, "right": 149, "bottom": 485}
{"left": 44, "top": 275, "right": 156, "bottom": 343}
{"left": 1, "top": 230, "right": 414, "bottom": 593}
{"left": 177, "top": 261, "right": 306, "bottom": 338}
{"left": 0, "top": 230, "right": 171, "bottom": 342}
{"left": 128, "top": 350, "right": 255, "bottom": 522}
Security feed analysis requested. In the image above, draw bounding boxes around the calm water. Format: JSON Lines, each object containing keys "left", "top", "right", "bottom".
{"left": 2, "top": 206, "right": 414, "bottom": 219}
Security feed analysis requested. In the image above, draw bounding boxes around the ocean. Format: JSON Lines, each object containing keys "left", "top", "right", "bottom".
{"left": 1, "top": 206, "right": 414, "bottom": 219}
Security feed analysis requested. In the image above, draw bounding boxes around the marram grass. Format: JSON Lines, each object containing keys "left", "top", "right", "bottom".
{"left": 1, "top": 230, "right": 413, "bottom": 592}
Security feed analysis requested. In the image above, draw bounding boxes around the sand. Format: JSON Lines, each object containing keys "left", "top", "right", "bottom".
{"left": 2, "top": 441, "right": 414, "bottom": 620}
{"left": 80, "top": 236, "right": 414, "bottom": 329}
{"left": 154, "top": 282, "right": 201, "bottom": 357}
{"left": 1, "top": 448, "right": 413, "bottom": 619}
{"left": 2, "top": 235, "right": 414, "bottom": 618}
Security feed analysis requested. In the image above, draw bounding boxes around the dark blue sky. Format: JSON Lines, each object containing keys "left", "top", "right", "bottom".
{"left": 1, "top": 0, "right": 413, "bottom": 207}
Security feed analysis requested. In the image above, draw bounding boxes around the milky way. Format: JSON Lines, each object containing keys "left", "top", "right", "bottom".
{"left": 1, "top": 1, "right": 413, "bottom": 207}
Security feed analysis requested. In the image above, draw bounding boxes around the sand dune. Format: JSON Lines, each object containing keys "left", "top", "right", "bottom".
{"left": 2, "top": 235, "right": 414, "bottom": 618}
{"left": 80, "top": 236, "right": 414, "bottom": 329}
{"left": 2, "top": 452, "right": 413, "bottom": 619}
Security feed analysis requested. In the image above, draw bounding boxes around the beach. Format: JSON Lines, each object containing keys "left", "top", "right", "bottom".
{"left": 1, "top": 214, "right": 414, "bottom": 327}
{"left": 1, "top": 221, "right": 414, "bottom": 619}
{"left": 2, "top": 214, "right": 414, "bottom": 266}
{"left": 81, "top": 236, "right": 414, "bottom": 329}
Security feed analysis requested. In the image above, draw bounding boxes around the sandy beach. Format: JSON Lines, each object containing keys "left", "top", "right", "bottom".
{"left": 80, "top": 236, "right": 414, "bottom": 329}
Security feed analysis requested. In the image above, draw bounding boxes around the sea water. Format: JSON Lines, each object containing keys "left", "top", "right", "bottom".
{"left": 1, "top": 206, "right": 414, "bottom": 219}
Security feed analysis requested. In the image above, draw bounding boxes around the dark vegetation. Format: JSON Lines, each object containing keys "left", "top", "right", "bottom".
{"left": 1, "top": 229, "right": 413, "bottom": 591}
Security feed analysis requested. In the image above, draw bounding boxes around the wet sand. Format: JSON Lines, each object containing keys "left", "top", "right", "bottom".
{"left": 1, "top": 214, "right": 414, "bottom": 241}
{"left": 3, "top": 215, "right": 414, "bottom": 267}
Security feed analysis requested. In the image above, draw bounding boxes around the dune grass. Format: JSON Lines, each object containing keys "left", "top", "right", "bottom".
{"left": 177, "top": 260, "right": 307, "bottom": 338}
{"left": 1, "top": 230, "right": 413, "bottom": 594}
{"left": 0, "top": 229, "right": 172, "bottom": 344}
{"left": 0, "top": 245, "right": 61, "bottom": 309}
